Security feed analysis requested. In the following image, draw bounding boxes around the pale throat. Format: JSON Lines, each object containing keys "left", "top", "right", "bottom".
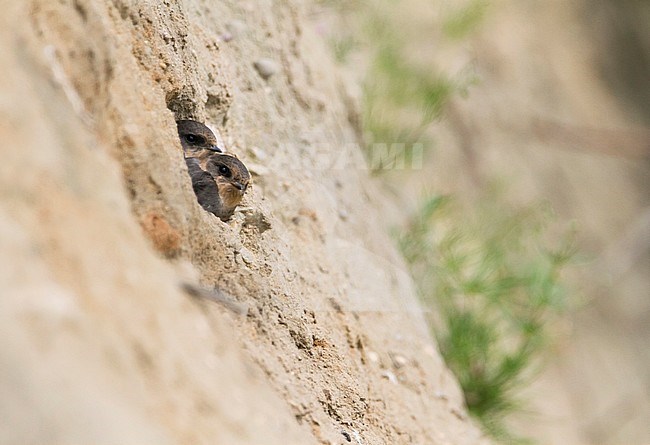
{"left": 218, "top": 184, "right": 243, "bottom": 209}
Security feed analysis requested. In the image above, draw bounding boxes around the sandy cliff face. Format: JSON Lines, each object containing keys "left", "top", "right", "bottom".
{"left": 0, "top": 1, "right": 487, "bottom": 444}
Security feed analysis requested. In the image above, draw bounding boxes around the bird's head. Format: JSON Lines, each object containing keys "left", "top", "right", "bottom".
{"left": 176, "top": 120, "right": 222, "bottom": 156}
{"left": 205, "top": 154, "right": 251, "bottom": 210}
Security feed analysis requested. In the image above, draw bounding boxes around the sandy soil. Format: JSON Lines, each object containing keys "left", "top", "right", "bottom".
{"left": 0, "top": 1, "right": 489, "bottom": 444}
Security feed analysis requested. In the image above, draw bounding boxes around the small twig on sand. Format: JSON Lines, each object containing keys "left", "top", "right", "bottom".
{"left": 180, "top": 282, "right": 248, "bottom": 315}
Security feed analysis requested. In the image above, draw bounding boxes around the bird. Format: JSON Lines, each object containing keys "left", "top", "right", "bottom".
{"left": 186, "top": 153, "right": 250, "bottom": 221}
{"left": 176, "top": 120, "right": 222, "bottom": 162}
{"left": 177, "top": 120, "right": 250, "bottom": 221}
{"left": 203, "top": 153, "right": 250, "bottom": 215}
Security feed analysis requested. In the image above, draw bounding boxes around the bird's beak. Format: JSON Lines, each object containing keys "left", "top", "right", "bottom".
{"left": 208, "top": 145, "right": 223, "bottom": 153}
{"left": 233, "top": 182, "right": 245, "bottom": 191}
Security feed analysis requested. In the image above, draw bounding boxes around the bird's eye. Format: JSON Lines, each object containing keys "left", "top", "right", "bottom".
{"left": 218, "top": 165, "right": 231, "bottom": 177}
{"left": 184, "top": 134, "right": 205, "bottom": 145}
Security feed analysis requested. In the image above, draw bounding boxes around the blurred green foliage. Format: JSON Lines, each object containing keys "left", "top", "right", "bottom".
{"left": 330, "top": 35, "right": 357, "bottom": 63}
{"left": 362, "top": 25, "right": 460, "bottom": 170}
{"left": 324, "top": 0, "right": 477, "bottom": 169}
{"left": 324, "top": 1, "right": 578, "bottom": 442}
{"left": 397, "top": 192, "right": 576, "bottom": 443}
{"left": 443, "top": 0, "right": 490, "bottom": 40}
{"left": 360, "top": 4, "right": 480, "bottom": 171}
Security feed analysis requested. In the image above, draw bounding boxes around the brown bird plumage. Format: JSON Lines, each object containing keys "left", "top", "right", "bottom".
{"left": 177, "top": 120, "right": 250, "bottom": 221}
{"left": 177, "top": 120, "right": 222, "bottom": 162}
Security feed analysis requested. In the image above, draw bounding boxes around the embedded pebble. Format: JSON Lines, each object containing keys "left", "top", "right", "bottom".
{"left": 254, "top": 58, "right": 279, "bottom": 80}
{"left": 422, "top": 344, "right": 437, "bottom": 357}
{"left": 391, "top": 353, "right": 408, "bottom": 369}
{"left": 451, "top": 407, "right": 467, "bottom": 420}
{"left": 381, "top": 371, "right": 398, "bottom": 384}
{"left": 239, "top": 247, "right": 255, "bottom": 265}
{"left": 243, "top": 211, "right": 272, "bottom": 233}
{"left": 434, "top": 390, "right": 449, "bottom": 401}
{"left": 366, "top": 351, "right": 379, "bottom": 363}
{"left": 249, "top": 145, "right": 269, "bottom": 161}
{"left": 226, "top": 20, "right": 247, "bottom": 38}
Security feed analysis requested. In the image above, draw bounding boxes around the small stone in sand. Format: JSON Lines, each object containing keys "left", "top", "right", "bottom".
{"left": 254, "top": 58, "right": 279, "bottom": 80}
